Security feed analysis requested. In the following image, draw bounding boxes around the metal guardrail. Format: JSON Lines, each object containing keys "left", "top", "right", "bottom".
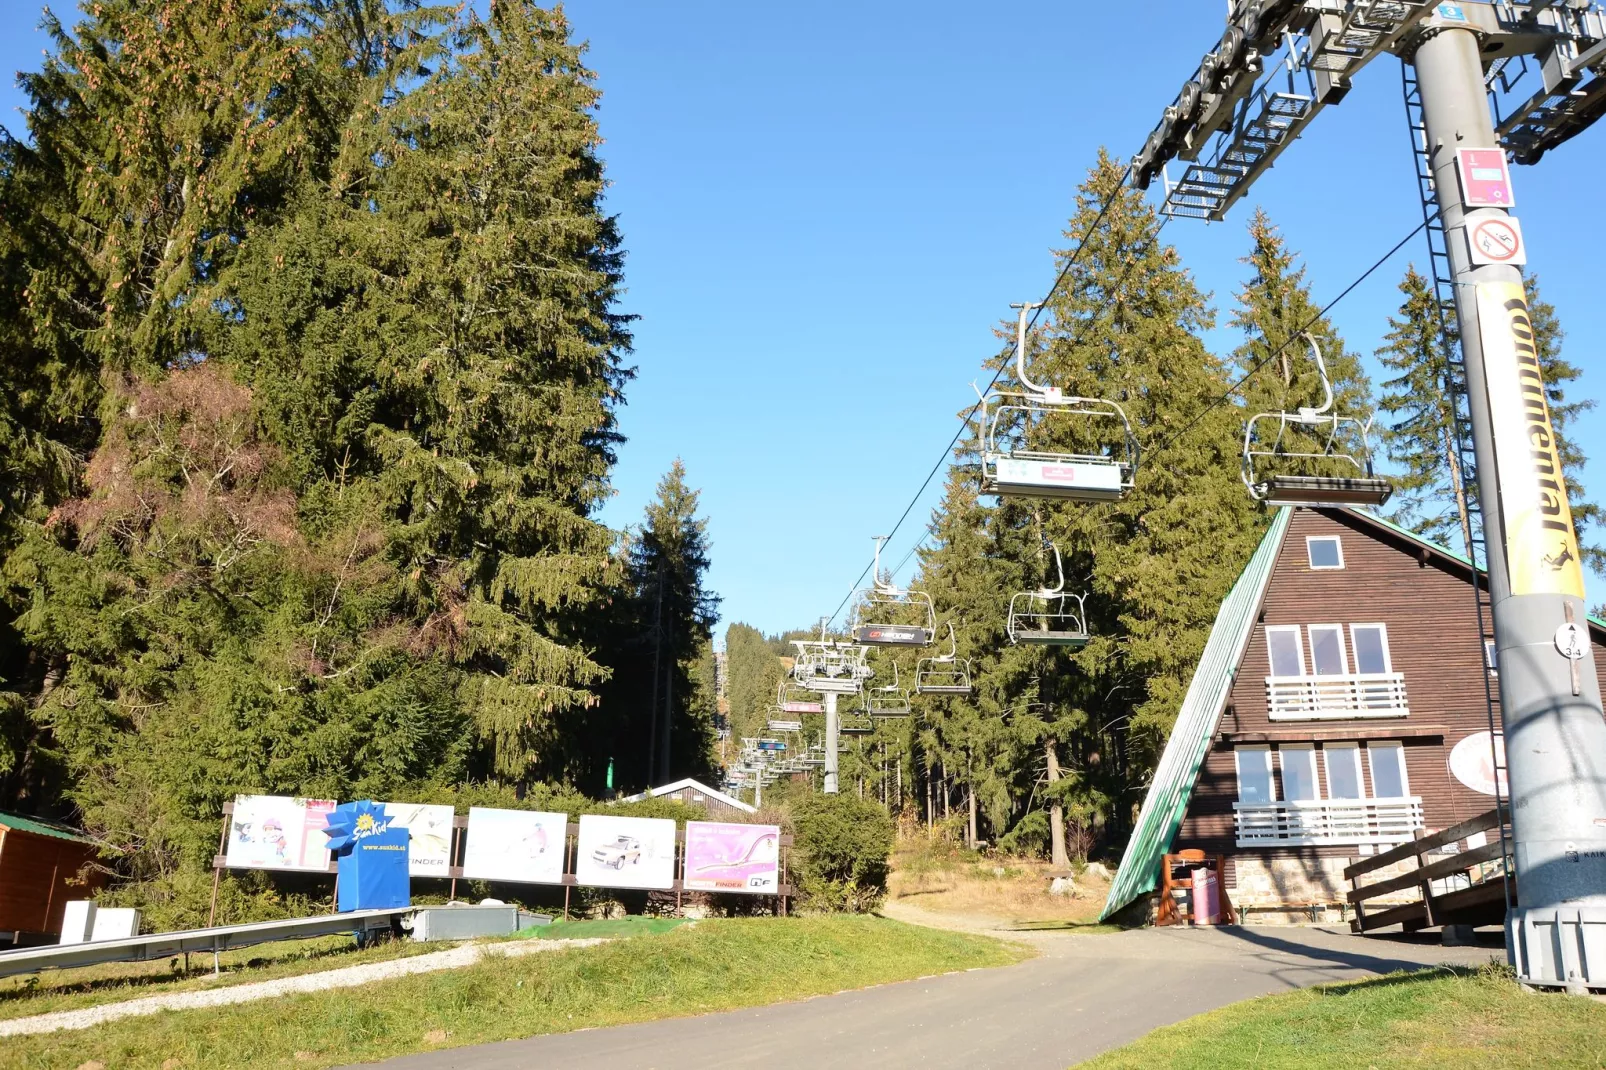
{"left": 1235, "top": 795, "right": 1424, "bottom": 847}
{"left": 1265, "top": 671, "right": 1409, "bottom": 720}
{"left": 0, "top": 907, "right": 412, "bottom": 980}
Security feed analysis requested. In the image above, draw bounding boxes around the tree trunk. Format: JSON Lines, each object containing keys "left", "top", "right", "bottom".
{"left": 1046, "top": 739, "right": 1070, "bottom": 868}
{"left": 967, "top": 783, "right": 978, "bottom": 850}
{"left": 925, "top": 764, "right": 934, "bottom": 837}
{"left": 941, "top": 760, "right": 950, "bottom": 821}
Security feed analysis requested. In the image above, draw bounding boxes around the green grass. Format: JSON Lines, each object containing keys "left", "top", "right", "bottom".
{"left": 0, "top": 934, "right": 438, "bottom": 1023}
{"left": 7, "top": 916, "right": 1025, "bottom": 1069}
{"left": 527, "top": 916, "right": 691, "bottom": 940}
{"left": 1079, "top": 965, "right": 1606, "bottom": 1070}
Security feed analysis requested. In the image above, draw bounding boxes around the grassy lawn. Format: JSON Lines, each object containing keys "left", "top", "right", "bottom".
{"left": 526, "top": 916, "right": 691, "bottom": 940}
{"left": 8, "top": 915, "right": 1023, "bottom": 1068}
{"left": 1080, "top": 965, "right": 1606, "bottom": 1070}
{"left": 889, "top": 837, "right": 1114, "bottom": 926}
{"left": 0, "top": 935, "right": 442, "bottom": 1023}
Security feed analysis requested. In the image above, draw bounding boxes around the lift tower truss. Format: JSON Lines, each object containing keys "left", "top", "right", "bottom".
{"left": 1134, "top": 1, "right": 1606, "bottom": 992}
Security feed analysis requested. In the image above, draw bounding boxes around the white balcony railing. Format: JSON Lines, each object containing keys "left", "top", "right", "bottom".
{"left": 1265, "top": 672, "right": 1409, "bottom": 720}
{"left": 1234, "top": 796, "right": 1425, "bottom": 847}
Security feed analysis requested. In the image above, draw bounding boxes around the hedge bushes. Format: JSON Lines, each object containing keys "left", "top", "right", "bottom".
{"left": 789, "top": 793, "right": 895, "bottom": 913}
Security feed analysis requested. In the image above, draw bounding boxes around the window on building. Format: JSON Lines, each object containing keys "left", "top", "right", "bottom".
{"left": 1485, "top": 640, "right": 1499, "bottom": 674}
{"left": 1280, "top": 745, "right": 1322, "bottom": 802}
{"left": 1325, "top": 744, "right": 1364, "bottom": 800}
{"left": 1266, "top": 625, "right": 1306, "bottom": 678}
{"left": 1350, "top": 624, "right": 1393, "bottom": 675}
{"left": 1236, "top": 746, "right": 1275, "bottom": 805}
{"left": 1369, "top": 742, "right": 1410, "bottom": 798}
{"left": 1308, "top": 624, "right": 1348, "bottom": 676}
{"left": 1306, "top": 535, "right": 1345, "bottom": 570}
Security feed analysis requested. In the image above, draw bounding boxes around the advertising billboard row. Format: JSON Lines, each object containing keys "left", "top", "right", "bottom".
{"left": 224, "top": 796, "right": 782, "bottom": 895}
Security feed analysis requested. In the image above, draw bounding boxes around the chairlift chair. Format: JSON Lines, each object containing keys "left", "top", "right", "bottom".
{"left": 1007, "top": 544, "right": 1090, "bottom": 648}
{"left": 851, "top": 537, "right": 936, "bottom": 646}
{"left": 977, "top": 303, "right": 1139, "bottom": 502}
{"left": 838, "top": 715, "right": 875, "bottom": 735}
{"left": 789, "top": 637, "right": 872, "bottom": 694}
{"left": 1242, "top": 333, "right": 1393, "bottom": 508}
{"left": 916, "top": 623, "right": 974, "bottom": 695}
{"left": 865, "top": 662, "right": 913, "bottom": 716}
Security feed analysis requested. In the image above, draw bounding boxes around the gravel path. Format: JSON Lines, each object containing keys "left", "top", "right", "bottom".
{"left": 0, "top": 937, "right": 608, "bottom": 1037}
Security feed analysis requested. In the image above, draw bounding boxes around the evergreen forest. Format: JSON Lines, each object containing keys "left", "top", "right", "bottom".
{"left": 1, "top": 2, "right": 1601, "bottom": 914}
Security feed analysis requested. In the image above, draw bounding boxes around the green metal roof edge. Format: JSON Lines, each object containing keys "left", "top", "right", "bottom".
{"left": 0, "top": 811, "right": 96, "bottom": 845}
{"left": 1098, "top": 507, "right": 1293, "bottom": 922}
{"left": 1343, "top": 508, "right": 1606, "bottom": 631}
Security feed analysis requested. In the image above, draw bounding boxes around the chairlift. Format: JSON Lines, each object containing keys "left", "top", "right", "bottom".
{"left": 1007, "top": 543, "right": 1090, "bottom": 649}
{"left": 977, "top": 303, "right": 1139, "bottom": 502}
{"left": 774, "top": 682, "right": 822, "bottom": 716}
{"left": 838, "top": 715, "right": 874, "bottom": 735}
{"left": 916, "top": 623, "right": 974, "bottom": 695}
{"left": 851, "top": 537, "right": 936, "bottom": 646}
{"left": 1242, "top": 333, "right": 1393, "bottom": 508}
{"left": 790, "top": 635, "right": 872, "bottom": 694}
{"left": 865, "top": 662, "right": 913, "bottom": 716}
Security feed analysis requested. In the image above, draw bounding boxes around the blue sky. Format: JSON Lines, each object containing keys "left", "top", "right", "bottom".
{"left": 4, "top": 2, "right": 1603, "bottom": 638}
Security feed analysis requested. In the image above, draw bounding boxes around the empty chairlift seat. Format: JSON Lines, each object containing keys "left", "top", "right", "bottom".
{"left": 916, "top": 623, "right": 974, "bottom": 695}
{"left": 851, "top": 537, "right": 936, "bottom": 646}
{"left": 1007, "top": 543, "right": 1090, "bottom": 649}
{"left": 1242, "top": 333, "right": 1392, "bottom": 509}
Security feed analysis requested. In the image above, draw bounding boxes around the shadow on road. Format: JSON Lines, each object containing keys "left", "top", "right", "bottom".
{"left": 1212, "top": 924, "right": 1492, "bottom": 980}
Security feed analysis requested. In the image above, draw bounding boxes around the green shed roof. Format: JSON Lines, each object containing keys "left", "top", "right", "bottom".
{"left": 1099, "top": 507, "right": 1293, "bottom": 921}
{"left": 0, "top": 811, "right": 97, "bottom": 845}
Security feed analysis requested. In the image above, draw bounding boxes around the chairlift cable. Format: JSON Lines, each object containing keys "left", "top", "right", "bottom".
{"left": 1145, "top": 219, "right": 1428, "bottom": 461}
{"left": 825, "top": 188, "right": 1160, "bottom": 627}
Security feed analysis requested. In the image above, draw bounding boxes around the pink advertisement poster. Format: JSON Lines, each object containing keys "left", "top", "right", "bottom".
{"left": 683, "top": 821, "right": 781, "bottom": 895}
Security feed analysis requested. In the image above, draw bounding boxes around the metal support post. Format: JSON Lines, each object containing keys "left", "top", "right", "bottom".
{"left": 1414, "top": 17, "right": 1606, "bottom": 990}
{"left": 824, "top": 692, "right": 840, "bottom": 795}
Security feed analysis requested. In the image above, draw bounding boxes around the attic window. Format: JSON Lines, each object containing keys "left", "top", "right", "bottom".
{"left": 1307, "top": 536, "right": 1344, "bottom": 570}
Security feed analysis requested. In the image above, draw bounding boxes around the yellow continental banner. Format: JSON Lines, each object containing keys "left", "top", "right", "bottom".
{"left": 1476, "top": 281, "right": 1586, "bottom": 599}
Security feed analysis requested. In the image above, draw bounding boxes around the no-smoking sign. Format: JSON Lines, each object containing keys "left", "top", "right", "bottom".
{"left": 1465, "top": 211, "right": 1527, "bottom": 266}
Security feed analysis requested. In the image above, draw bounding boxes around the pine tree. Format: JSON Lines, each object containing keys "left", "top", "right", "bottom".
{"left": 1377, "top": 266, "right": 1467, "bottom": 549}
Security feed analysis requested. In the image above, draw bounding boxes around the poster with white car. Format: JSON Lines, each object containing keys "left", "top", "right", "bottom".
{"left": 380, "top": 801, "right": 456, "bottom": 878}
{"left": 574, "top": 814, "right": 677, "bottom": 890}
{"left": 225, "top": 795, "right": 337, "bottom": 872}
{"left": 461, "top": 808, "right": 568, "bottom": 884}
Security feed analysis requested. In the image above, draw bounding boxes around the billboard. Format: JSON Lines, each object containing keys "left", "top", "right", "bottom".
{"left": 225, "top": 795, "right": 336, "bottom": 872}
{"left": 380, "top": 802, "right": 455, "bottom": 878}
{"left": 461, "top": 808, "right": 568, "bottom": 884}
{"left": 683, "top": 821, "right": 781, "bottom": 894}
{"left": 574, "top": 814, "right": 677, "bottom": 891}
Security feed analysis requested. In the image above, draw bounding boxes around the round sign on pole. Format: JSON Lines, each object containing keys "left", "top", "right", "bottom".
{"left": 1555, "top": 622, "right": 1587, "bottom": 661}
{"left": 1467, "top": 214, "right": 1526, "bottom": 266}
{"left": 1449, "top": 731, "right": 1507, "bottom": 796}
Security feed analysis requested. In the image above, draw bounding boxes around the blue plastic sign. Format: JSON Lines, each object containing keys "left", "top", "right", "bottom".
{"left": 1437, "top": 4, "right": 1466, "bottom": 20}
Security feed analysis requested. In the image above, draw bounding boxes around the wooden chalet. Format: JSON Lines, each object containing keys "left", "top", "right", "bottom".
{"left": 0, "top": 812, "right": 104, "bottom": 944}
{"left": 1101, "top": 506, "right": 1606, "bottom": 927}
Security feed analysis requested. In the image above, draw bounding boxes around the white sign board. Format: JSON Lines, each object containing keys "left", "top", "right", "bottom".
{"left": 1555, "top": 622, "right": 1587, "bottom": 661}
{"left": 225, "top": 795, "right": 336, "bottom": 872}
{"left": 1449, "top": 731, "right": 1508, "bottom": 797}
{"left": 380, "top": 802, "right": 455, "bottom": 878}
{"left": 574, "top": 814, "right": 677, "bottom": 891}
{"left": 461, "top": 808, "right": 567, "bottom": 884}
{"left": 1464, "top": 211, "right": 1526, "bottom": 266}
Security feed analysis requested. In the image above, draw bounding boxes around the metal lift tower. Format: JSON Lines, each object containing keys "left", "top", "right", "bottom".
{"left": 1133, "top": 1, "right": 1606, "bottom": 991}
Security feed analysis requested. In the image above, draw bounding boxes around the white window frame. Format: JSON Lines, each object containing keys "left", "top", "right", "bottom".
{"left": 1305, "top": 535, "right": 1345, "bottom": 570}
{"left": 1234, "top": 746, "right": 1277, "bottom": 805}
{"left": 1485, "top": 640, "right": 1499, "bottom": 674}
{"left": 1306, "top": 624, "right": 1349, "bottom": 677}
{"left": 1265, "top": 625, "right": 1306, "bottom": 679}
{"left": 1349, "top": 623, "right": 1394, "bottom": 675}
{"left": 1279, "top": 745, "right": 1323, "bottom": 803}
{"left": 1368, "top": 742, "right": 1411, "bottom": 800}
{"left": 1323, "top": 743, "right": 1365, "bottom": 800}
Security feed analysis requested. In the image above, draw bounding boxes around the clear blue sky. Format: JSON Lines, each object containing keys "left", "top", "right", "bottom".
{"left": 4, "top": 2, "right": 1603, "bottom": 637}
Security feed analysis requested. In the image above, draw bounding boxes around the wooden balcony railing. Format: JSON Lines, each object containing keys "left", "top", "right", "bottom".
{"left": 1265, "top": 672, "right": 1409, "bottom": 720}
{"left": 1234, "top": 796, "right": 1425, "bottom": 847}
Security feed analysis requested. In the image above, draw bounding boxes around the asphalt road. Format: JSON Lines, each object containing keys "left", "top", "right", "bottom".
{"left": 355, "top": 924, "right": 1498, "bottom": 1070}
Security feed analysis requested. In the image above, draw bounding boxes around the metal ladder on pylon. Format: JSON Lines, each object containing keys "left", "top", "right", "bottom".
{"left": 1402, "top": 64, "right": 1515, "bottom": 913}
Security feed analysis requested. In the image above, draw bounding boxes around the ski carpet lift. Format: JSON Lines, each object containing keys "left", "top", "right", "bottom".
{"left": 916, "top": 622, "right": 974, "bottom": 695}
{"left": 977, "top": 303, "right": 1139, "bottom": 502}
{"left": 851, "top": 537, "right": 936, "bottom": 646}
{"left": 1242, "top": 332, "right": 1393, "bottom": 509}
{"left": 1007, "top": 542, "right": 1089, "bottom": 648}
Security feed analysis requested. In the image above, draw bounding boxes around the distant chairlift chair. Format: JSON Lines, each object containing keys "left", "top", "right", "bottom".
{"left": 851, "top": 537, "right": 936, "bottom": 646}
{"left": 977, "top": 303, "right": 1139, "bottom": 502}
{"left": 1242, "top": 333, "right": 1393, "bottom": 508}
{"left": 1006, "top": 543, "right": 1089, "bottom": 649}
{"left": 866, "top": 663, "right": 913, "bottom": 717}
{"left": 916, "top": 623, "right": 974, "bottom": 695}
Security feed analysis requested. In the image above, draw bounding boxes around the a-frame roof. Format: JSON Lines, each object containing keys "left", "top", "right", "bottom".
{"left": 1099, "top": 507, "right": 1293, "bottom": 921}
{"left": 1099, "top": 505, "right": 1604, "bottom": 922}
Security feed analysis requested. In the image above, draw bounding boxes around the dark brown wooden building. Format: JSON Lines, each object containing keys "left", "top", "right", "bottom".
{"left": 0, "top": 812, "right": 104, "bottom": 944}
{"left": 1102, "top": 506, "right": 1606, "bottom": 923}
